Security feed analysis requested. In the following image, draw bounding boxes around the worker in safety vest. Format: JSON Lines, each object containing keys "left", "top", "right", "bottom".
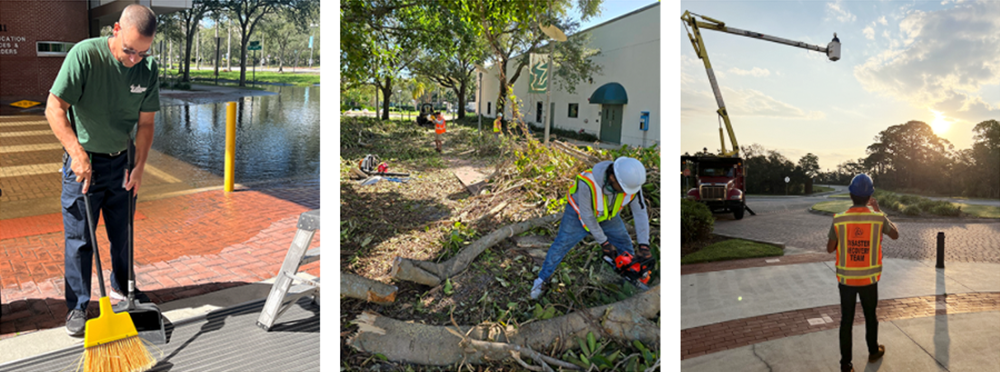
{"left": 530, "top": 157, "right": 652, "bottom": 299}
{"left": 827, "top": 174, "right": 898, "bottom": 372}
{"left": 493, "top": 113, "right": 503, "bottom": 138}
{"left": 433, "top": 112, "right": 446, "bottom": 153}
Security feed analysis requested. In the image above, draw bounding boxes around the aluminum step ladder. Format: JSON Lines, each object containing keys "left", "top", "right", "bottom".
{"left": 257, "top": 209, "right": 320, "bottom": 331}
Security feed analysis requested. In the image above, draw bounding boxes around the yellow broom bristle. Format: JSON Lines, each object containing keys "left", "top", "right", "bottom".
{"left": 83, "top": 336, "right": 157, "bottom": 372}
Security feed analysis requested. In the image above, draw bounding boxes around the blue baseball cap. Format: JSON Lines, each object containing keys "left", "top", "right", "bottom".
{"left": 848, "top": 173, "right": 874, "bottom": 197}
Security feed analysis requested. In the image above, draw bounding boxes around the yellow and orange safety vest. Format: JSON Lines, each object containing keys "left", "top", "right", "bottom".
{"left": 833, "top": 207, "right": 885, "bottom": 286}
{"left": 435, "top": 116, "right": 446, "bottom": 134}
{"left": 567, "top": 169, "right": 636, "bottom": 232}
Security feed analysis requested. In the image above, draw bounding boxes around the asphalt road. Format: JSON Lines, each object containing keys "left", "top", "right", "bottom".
{"left": 712, "top": 185, "right": 1000, "bottom": 263}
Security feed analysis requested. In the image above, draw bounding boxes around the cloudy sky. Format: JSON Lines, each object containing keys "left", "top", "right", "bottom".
{"left": 678, "top": 0, "right": 1000, "bottom": 170}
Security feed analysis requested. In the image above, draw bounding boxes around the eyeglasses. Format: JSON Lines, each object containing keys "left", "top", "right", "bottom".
{"left": 122, "top": 45, "right": 152, "bottom": 58}
{"left": 116, "top": 28, "right": 152, "bottom": 58}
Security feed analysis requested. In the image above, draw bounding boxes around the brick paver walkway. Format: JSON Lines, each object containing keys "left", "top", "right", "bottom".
{"left": 681, "top": 292, "right": 1000, "bottom": 360}
{"left": 0, "top": 185, "right": 320, "bottom": 340}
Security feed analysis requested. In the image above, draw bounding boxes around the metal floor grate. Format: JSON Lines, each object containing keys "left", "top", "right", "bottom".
{"left": 0, "top": 297, "right": 319, "bottom": 372}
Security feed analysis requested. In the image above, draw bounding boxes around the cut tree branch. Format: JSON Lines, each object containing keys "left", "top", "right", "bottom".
{"left": 347, "top": 285, "right": 660, "bottom": 366}
{"left": 341, "top": 272, "right": 398, "bottom": 304}
{"left": 391, "top": 214, "right": 562, "bottom": 287}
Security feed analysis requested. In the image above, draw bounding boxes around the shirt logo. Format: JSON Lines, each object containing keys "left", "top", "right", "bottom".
{"left": 130, "top": 84, "right": 146, "bottom": 94}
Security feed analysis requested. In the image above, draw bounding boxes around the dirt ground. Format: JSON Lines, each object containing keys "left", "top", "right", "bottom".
{"left": 340, "top": 117, "right": 661, "bottom": 371}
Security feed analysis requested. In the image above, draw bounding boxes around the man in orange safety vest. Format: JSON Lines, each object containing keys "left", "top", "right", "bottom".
{"left": 827, "top": 173, "right": 899, "bottom": 372}
{"left": 433, "top": 112, "right": 446, "bottom": 153}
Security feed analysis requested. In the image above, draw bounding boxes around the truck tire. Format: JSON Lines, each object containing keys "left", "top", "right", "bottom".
{"left": 733, "top": 204, "right": 745, "bottom": 220}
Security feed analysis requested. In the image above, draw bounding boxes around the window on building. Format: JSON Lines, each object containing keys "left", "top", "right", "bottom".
{"left": 568, "top": 103, "right": 579, "bottom": 118}
{"left": 536, "top": 102, "right": 543, "bottom": 123}
{"left": 36, "top": 42, "right": 76, "bottom": 57}
{"left": 488, "top": 102, "right": 492, "bottom": 115}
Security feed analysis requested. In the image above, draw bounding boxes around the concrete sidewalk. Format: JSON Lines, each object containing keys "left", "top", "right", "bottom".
{"left": 681, "top": 258, "right": 1000, "bottom": 371}
{"left": 682, "top": 311, "right": 1000, "bottom": 371}
{"left": 682, "top": 258, "right": 1000, "bottom": 329}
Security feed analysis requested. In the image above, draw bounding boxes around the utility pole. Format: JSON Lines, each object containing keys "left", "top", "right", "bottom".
{"left": 226, "top": 19, "right": 231, "bottom": 71}
{"left": 214, "top": 18, "right": 220, "bottom": 84}
{"left": 195, "top": 25, "right": 201, "bottom": 71}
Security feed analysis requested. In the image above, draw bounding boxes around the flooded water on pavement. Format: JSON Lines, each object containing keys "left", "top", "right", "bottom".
{"left": 153, "top": 85, "right": 320, "bottom": 182}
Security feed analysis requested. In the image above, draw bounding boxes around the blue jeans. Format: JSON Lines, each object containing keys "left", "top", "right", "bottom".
{"left": 62, "top": 152, "right": 134, "bottom": 311}
{"left": 538, "top": 204, "right": 634, "bottom": 282}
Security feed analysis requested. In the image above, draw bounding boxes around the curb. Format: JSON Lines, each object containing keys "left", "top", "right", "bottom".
{"left": 808, "top": 207, "right": 1000, "bottom": 224}
{"left": 712, "top": 233, "right": 785, "bottom": 250}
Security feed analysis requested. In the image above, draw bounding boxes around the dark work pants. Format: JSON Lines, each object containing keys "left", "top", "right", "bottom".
{"left": 62, "top": 151, "right": 134, "bottom": 311}
{"left": 839, "top": 282, "right": 879, "bottom": 370}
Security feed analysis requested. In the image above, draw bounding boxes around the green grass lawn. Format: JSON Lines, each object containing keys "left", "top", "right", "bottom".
{"left": 829, "top": 193, "right": 851, "bottom": 199}
{"left": 164, "top": 68, "right": 319, "bottom": 86}
{"left": 812, "top": 200, "right": 852, "bottom": 214}
{"left": 812, "top": 186, "right": 835, "bottom": 193}
{"left": 955, "top": 203, "right": 1000, "bottom": 219}
{"left": 681, "top": 239, "right": 783, "bottom": 264}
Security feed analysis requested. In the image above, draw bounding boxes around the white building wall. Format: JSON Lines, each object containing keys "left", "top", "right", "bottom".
{"left": 476, "top": 3, "right": 660, "bottom": 148}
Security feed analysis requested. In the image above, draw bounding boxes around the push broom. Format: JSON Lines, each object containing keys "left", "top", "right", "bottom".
{"left": 80, "top": 191, "right": 156, "bottom": 372}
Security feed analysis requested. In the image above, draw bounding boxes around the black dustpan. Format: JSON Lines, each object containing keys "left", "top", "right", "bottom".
{"left": 112, "top": 139, "right": 167, "bottom": 345}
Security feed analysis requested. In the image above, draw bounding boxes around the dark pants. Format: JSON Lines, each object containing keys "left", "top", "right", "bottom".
{"left": 839, "top": 282, "right": 879, "bottom": 370}
{"left": 62, "top": 151, "right": 134, "bottom": 311}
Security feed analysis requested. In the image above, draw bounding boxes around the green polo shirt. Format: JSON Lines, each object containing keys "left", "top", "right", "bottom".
{"left": 50, "top": 36, "right": 160, "bottom": 154}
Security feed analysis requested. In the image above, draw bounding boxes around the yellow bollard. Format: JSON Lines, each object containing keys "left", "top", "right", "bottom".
{"left": 224, "top": 102, "right": 236, "bottom": 192}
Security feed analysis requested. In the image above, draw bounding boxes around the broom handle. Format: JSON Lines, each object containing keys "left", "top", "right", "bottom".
{"left": 127, "top": 140, "right": 135, "bottom": 300}
{"left": 83, "top": 189, "right": 107, "bottom": 298}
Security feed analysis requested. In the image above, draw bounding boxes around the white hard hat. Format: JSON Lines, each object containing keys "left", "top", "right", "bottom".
{"left": 613, "top": 157, "right": 646, "bottom": 195}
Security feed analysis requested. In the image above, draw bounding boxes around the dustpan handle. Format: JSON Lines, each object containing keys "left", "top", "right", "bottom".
{"left": 127, "top": 140, "right": 135, "bottom": 297}
{"left": 83, "top": 187, "right": 107, "bottom": 298}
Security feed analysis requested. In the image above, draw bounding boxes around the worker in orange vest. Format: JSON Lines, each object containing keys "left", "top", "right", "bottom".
{"left": 433, "top": 112, "right": 446, "bottom": 153}
{"left": 827, "top": 173, "right": 899, "bottom": 372}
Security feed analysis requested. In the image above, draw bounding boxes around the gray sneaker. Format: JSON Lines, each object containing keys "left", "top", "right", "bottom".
{"left": 66, "top": 309, "right": 87, "bottom": 337}
{"left": 529, "top": 278, "right": 544, "bottom": 300}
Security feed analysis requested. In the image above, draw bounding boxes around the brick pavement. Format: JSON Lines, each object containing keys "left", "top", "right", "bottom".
{"left": 0, "top": 185, "right": 320, "bottom": 340}
{"left": 680, "top": 292, "right": 1000, "bottom": 360}
{"left": 714, "top": 207, "right": 1000, "bottom": 263}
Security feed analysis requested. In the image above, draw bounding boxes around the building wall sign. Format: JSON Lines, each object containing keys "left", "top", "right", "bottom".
{"left": 0, "top": 35, "right": 26, "bottom": 55}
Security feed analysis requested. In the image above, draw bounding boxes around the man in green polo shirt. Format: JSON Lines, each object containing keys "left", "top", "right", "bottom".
{"left": 45, "top": 4, "right": 159, "bottom": 337}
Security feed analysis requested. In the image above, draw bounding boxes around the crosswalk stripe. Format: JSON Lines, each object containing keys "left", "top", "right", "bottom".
{"left": 0, "top": 143, "right": 63, "bottom": 154}
{"left": 0, "top": 120, "right": 48, "bottom": 127}
{"left": 0, "top": 130, "right": 52, "bottom": 138}
{"left": 0, "top": 162, "right": 61, "bottom": 177}
{"left": 0, "top": 161, "right": 181, "bottom": 184}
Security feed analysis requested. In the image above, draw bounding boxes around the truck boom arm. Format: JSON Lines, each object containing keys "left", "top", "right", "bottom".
{"left": 682, "top": 10, "right": 840, "bottom": 157}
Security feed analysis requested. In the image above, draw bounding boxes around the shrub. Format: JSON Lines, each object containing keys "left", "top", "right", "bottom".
{"left": 682, "top": 199, "right": 714, "bottom": 243}
{"left": 929, "top": 203, "right": 961, "bottom": 217}
{"left": 903, "top": 204, "right": 922, "bottom": 216}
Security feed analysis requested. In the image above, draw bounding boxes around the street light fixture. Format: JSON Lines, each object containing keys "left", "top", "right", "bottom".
{"left": 540, "top": 21, "right": 566, "bottom": 146}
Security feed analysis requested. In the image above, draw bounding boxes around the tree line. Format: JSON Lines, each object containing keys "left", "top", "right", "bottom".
{"left": 340, "top": 0, "right": 604, "bottom": 121}
{"left": 148, "top": 0, "right": 319, "bottom": 87}
{"left": 684, "top": 119, "right": 999, "bottom": 199}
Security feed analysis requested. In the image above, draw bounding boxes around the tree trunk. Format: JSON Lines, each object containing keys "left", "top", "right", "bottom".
{"left": 380, "top": 77, "right": 393, "bottom": 120}
{"left": 348, "top": 285, "right": 660, "bottom": 366}
{"left": 341, "top": 273, "right": 397, "bottom": 304}
{"left": 183, "top": 29, "right": 195, "bottom": 82}
{"left": 391, "top": 214, "right": 561, "bottom": 287}
{"left": 238, "top": 36, "right": 248, "bottom": 87}
{"left": 455, "top": 81, "right": 466, "bottom": 120}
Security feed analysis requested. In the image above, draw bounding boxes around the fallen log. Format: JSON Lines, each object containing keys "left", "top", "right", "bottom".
{"left": 391, "top": 213, "right": 562, "bottom": 287}
{"left": 348, "top": 285, "right": 660, "bottom": 366}
{"left": 340, "top": 272, "right": 398, "bottom": 304}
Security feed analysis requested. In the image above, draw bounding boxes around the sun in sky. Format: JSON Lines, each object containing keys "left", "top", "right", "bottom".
{"left": 929, "top": 109, "right": 952, "bottom": 135}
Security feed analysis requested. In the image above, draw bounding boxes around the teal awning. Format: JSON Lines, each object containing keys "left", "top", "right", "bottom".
{"left": 588, "top": 83, "right": 628, "bottom": 104}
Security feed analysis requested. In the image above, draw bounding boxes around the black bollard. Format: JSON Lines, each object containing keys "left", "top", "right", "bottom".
{"left": 936, "top": 232, "right": 945, "bottom": 269}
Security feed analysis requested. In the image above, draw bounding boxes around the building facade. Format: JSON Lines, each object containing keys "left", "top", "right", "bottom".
{"left": 475, "top": 3, "right": 660, "bottom": 148}
{"left": 0, "top": 0, "right": 189, "bottom": 103}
